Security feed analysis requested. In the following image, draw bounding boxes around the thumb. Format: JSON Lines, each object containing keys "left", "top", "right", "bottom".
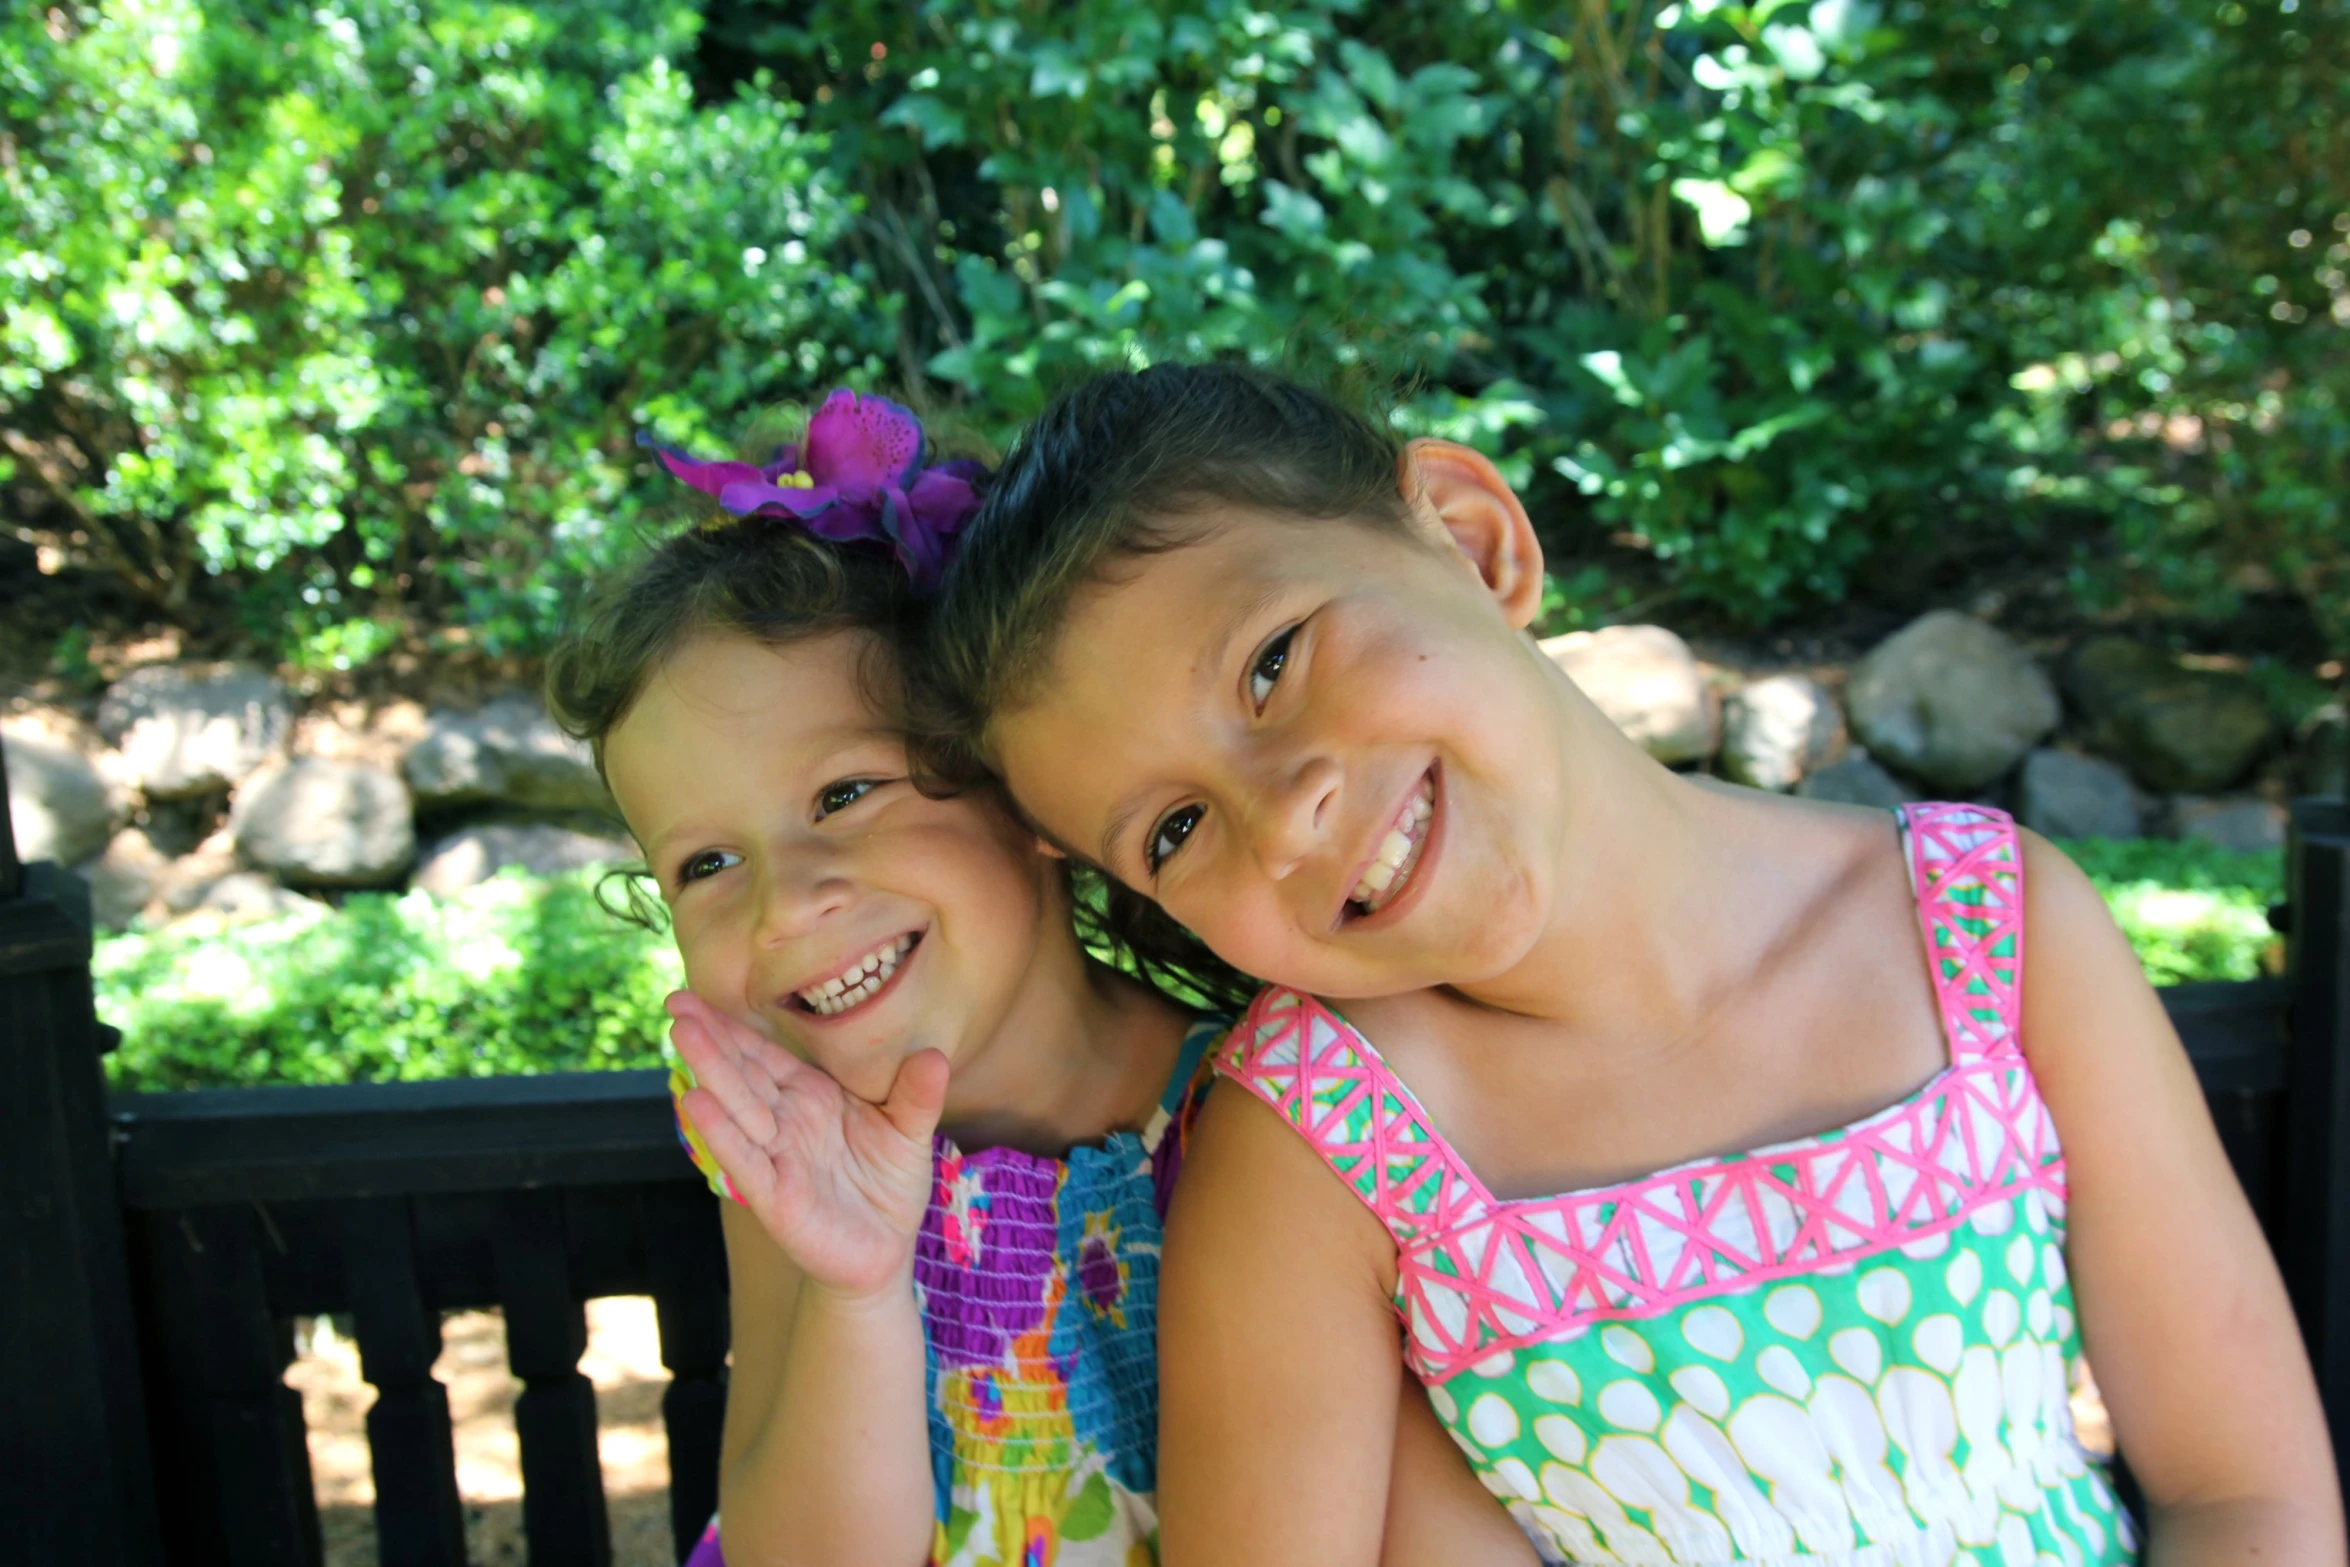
{"left": 879, "top": 1048, "right": 950, "bottom": 1146}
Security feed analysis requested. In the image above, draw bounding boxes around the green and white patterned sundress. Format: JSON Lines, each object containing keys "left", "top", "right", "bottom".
{"left": 1218, "top": 803, "right": 2137, "bottom": 1566}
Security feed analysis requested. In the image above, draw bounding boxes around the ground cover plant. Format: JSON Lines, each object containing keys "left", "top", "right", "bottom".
{"left": 97, "top": 843, "right": 2284, "bottom": 1091}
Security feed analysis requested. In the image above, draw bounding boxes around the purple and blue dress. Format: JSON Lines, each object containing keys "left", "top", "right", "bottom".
{"left": 675, "top": 1016, "right": 1223, "bottom": 1567}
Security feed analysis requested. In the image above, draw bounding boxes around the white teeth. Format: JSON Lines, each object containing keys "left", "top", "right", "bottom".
{"left": 796, "top": 934, "right": 916, "bottom": 1015}
{"left": 1349, "top": 776, "right": 1436, "bottom": 912}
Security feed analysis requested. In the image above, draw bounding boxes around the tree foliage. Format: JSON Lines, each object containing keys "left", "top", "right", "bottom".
{"left": 6, "top": 0, "right": 2345, "bottom": 656}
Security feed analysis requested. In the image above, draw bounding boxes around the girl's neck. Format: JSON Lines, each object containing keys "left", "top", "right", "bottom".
{"left": 936, "top": 930, "right": 1187, "bottom": 1159}
{"left": 1453, "top": 703, "right": 1829, "bottom": 1062}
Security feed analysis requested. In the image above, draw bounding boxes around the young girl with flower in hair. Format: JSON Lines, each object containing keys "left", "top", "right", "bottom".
{"left": 920, "top": 363, "right": 2343, "bottom": 1566}
{"left": 543, "top": 391, "right": 1539, "bottom": 1567}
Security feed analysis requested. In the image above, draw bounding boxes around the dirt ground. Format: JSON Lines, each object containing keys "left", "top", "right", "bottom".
{"left": 288, "top": 1297, "right": 686, "bottom": 1567}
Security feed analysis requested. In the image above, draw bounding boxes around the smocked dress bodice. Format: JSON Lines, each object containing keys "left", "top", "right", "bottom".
{"left": 1217, "top": 804, "right": 2137, "bottom": 1566}
{"left": 677, "top": 1015, "right": 1222, "bottom": 1567}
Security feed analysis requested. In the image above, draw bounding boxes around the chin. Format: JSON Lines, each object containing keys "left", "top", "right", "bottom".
{"left": 1429, "top": 886, "right": 1547, "bottom": 987}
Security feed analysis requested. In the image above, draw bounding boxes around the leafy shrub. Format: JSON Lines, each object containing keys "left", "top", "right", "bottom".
{"left": 726, "top": 0, "right": 2348, "bottom": 635}
{"left": 3, "top": 0, "right": 886, "bottom": 660}
{"left": 98, "top": 869, "right": 680, "bottom": 1091}
{"left": 2058, "top": 836, "right": 2285, "bottom": 987}
{"left": 97, "top": 844, "right": 2284, "bottom": 1091}
{"left": 7, "top": 2, "right": 2345, "bottom": 654}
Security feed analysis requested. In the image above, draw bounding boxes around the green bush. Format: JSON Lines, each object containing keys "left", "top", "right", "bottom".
{"left": 97, "top": 845, "right": 2284, "bottom": 1090}
{"left": 98, "top": 869, "right": 680, "bottom": 1091}
{"left": 4, "top": 0, "right": 886, "bottom": 660}
{"left": 2057, "top": 836, "right": 2285, "bottom": 987}
{"left": 7, "top": 1, "right": 2346, "bottom": 657}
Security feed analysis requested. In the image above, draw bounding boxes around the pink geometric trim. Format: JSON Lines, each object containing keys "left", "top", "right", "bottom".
{"left": 1904, "top": 800, "right": 2027, "bottom": 1065}
{"left": 1216, "top": 804, "right": 2067, "bottom": 1384}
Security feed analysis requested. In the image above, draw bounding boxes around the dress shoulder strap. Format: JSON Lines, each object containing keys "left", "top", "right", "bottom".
{"left": 1140, "top": 1013, "right": 1223, "bottom": 1158}
{"left": 1215, "top": 987, "right": 1494, "bottom": 1250}
{"left": 1899, "top": 802, "right": 2026, "bottom": 1063}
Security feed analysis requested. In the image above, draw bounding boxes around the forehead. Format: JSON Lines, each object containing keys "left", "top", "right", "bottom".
{"left": 638, "top": 629, "right": 877, "bottom": 734}
{"left": 1024, "top": 520, "right": 1297, "bottom": 710}
{"left": 606, "top": 631, "right": 885, "bottom": 797}
{"left": 988, "top": 515, "right": 1391, "bottom": 831}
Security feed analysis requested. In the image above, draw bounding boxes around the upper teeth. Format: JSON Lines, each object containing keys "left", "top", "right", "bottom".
{"left": 798, "top": 934, "right": 916, "bottom": 1015}
{"left": 1350, "top": 779, "right": 1434, "bottom": 910}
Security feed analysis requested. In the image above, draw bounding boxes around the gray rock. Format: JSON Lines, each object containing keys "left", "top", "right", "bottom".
{"left": 2172, "top": 796, "right": 2288, "bottom": 854}
{"left": 1541, "top": 625, "right": 1719, "bottom": 765}
{"left": 2017, "top": 749, "right": 2142, "bottom": 841}
{"left": 78, "top": 827, "right": 171, "bottom": 930}
{"left": 1720, "top": 674, "right": 1847, "bottom": 792}
{"left": 2, "top": 712, "right": 124, "bottom": 864}
{"left": 98, "top": 663, "right": 291, "bottom": 798}
{"left": 1845, "top": 612, "right": 2059, "bottom": 791}
{"left": 1794, "top": 751, "right": 1918, "bottom": 812}
{"left": 232, "top": 759, "right": 416, "bottom": 887}
{"left": 2061, "top": 638, "right": 2275, "bottom": 793}
{"left": 150, "top": 831, "right": 245, "bottom": 916}
{"left": 404, "top": 696, "right": 607, "bottom": 814}
{"left": 411, "top": 823, "right": 635, "bottom": 897}
{"left": 191, "top": 871, "right": 324, "bottom": 925}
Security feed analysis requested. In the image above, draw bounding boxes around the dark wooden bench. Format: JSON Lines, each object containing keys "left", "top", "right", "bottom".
{"left": 4, "top": 735, "right": 2347, "bottom": 1565}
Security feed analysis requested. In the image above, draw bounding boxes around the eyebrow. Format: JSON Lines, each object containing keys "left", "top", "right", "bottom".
{"left": 1092, "top": 578, "right": 1289, "bottom": 870}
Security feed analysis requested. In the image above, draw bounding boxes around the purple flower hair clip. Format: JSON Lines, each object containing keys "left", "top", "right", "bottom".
{"left": 638, "top": 390, "right": 986, "bottom": 588}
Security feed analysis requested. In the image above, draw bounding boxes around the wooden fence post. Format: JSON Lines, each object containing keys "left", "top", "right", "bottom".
{"left": 2284, "top": 796, "right": 2350, "bottom": 1472}
{"left": 0, "top": 737, "right": 166, "bottom": 1562}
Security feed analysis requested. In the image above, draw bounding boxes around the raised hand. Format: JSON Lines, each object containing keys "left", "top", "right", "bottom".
{"left": 668, "top": 991, "right": 949, "bottom": 1302}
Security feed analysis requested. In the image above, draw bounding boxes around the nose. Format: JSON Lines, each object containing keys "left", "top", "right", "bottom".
{"left": 1245, "top": 754, "right": 1342, "bottom": 881}
{"left": 749, "top": 847, "right": 855, "bottom": 948}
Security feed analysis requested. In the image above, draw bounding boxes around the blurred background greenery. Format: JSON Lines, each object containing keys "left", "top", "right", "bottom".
{"left": 6, "top": 0, "right": 2333, "bottom": 1089}
{"left": 92, "top": 841, "right": 2286, "bottom": 1090}
{"left": 7, "top": 0, "right": 2346, "bottom": 668}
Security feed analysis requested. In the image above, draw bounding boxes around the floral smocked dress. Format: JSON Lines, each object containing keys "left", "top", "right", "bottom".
{"left": 675, "top": 1014, "right": 1223, "bottom": 1567}
{"left": 1218, "top": 804, "right": 2138, "bottom": 1566}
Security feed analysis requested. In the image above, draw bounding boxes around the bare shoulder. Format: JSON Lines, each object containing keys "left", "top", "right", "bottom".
{"left": 2012, "top": 826, "right": 2173, "bottom": 1076}
{"left": 1169, "top": 1072, "right": 1397, "bottom": 1293}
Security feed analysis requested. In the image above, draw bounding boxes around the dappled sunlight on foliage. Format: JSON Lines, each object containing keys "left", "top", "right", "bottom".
{"left": 97, "top": 868, "right": 683, "bottom": 1089}
{"left": 4, "top": 0, "right": 2345, "bottom": 652}
{"left": 4, "top": 0, "right": 884, "bottom": 660}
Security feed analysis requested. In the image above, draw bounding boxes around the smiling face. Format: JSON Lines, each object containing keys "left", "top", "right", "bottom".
{"left": 990, "top": 454, "right": 1598, "bottom": 1001}
{"left": 605, "top": 630, "right": 1064, "bottom": 1103}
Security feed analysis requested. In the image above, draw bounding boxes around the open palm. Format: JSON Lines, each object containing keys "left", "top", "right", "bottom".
{"left": 669, "top": 992, "right": 948, "bottom": 1300}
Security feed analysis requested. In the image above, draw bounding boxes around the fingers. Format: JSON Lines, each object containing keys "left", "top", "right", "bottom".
{"left": 668, "top": 997, "right": 784, "bottom": 1147}
{"left": 670, "top": 991, "right": 809, "bottom": 1096}
{"left": 881, "top": 1048, "right": 951, "bottom": 1146}
{"left": 677, "top": 1086, "right": 781, "bottom": 1212}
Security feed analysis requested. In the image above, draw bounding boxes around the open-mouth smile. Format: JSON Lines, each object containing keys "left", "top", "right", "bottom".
{"left": 790, "top": 931, "right": 921, "bottom": 1018}
{"left": 1344, "top": 769, "right": 1436, "bottom": 920}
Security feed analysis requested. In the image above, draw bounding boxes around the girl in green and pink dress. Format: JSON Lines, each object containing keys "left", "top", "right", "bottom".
{"left": 919, "top": 363, "right": 2343, "bottom": 1565}
{"left": 542, "top": 391, "right": 1539, "bottom": 1567}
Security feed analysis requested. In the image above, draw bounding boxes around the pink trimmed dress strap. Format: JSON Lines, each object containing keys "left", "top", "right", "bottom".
{"left": 1213, "top": 807, "right": 2133, "bottom": 1565}
{"left": 1214, "top": 803, "right": 2065, "bottom": 1373}
{"left": 1901, "top": 798, "right": 2028, "bottom": 1065}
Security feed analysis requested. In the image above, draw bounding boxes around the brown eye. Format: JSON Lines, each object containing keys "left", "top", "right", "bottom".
{"left": 1148, "top": 804, "right": 1205, "bottom": 873}
{"left": 679, "top": 849, "right": 741, "bottom": 885}
{"left": 1249, "top": 627, "right": 1296, "bottom": 711}
{"left": 817, "top": 779, "right": 879, "bottom": 818}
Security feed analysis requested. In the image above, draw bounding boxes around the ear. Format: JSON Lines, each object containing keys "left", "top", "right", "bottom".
{"left": 1398, "top": 439, "right": 1546, "bottom": 631}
